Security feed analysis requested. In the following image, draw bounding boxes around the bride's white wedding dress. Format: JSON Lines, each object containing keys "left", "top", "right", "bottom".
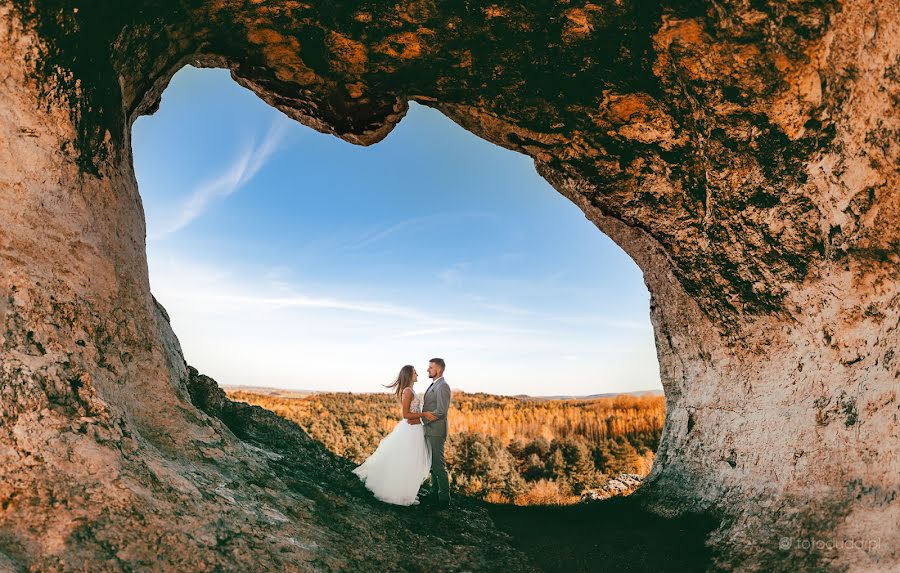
{"left": 352, "top": 391, "right": 432, "bottom": 506}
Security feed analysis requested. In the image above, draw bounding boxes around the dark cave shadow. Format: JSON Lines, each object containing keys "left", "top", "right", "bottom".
{"left": 484, "top": 495, "right": 718, "bottom": 573}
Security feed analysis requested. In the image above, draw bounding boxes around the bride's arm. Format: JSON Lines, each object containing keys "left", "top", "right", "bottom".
{"left": 401, "top": 388, "right": 425, "bottom": 424}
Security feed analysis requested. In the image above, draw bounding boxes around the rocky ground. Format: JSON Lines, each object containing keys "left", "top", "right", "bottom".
{"left": 581, "top": 474, "right": 646, "bottom": 502}
{"left": 191, "top": 369, "right": 719, "bottom": 573}
{"left": 183, "top": 368, "right": 538, "bottom": 572}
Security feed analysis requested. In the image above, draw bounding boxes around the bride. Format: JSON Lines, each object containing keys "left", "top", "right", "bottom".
{"left": 352, "top": 365, "right": 437, "bottom": 506}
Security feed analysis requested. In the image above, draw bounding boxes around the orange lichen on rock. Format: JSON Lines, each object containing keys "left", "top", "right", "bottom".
{"left": 483, "top": 5, "right": 508, "bottom": 19}
{"left": 456, "top": 50, "right": 473, "bottom": 69}
{"left": 246, "top": 26, "right": 318, "bottom": 85}
{"left": 653, "top": 16, "right": 706, "bottom": 52}
{"left": 769, "top": 45, "right": 826, "bottom": 140}
{"left": 374, "top": 30, "right": 428, "bottom": 60}
{"left": 395, "top": 0, "right": 433, "bottom": 25}
{"left": 606, "top": 93, "right": 653, "bottom": 123}
{"left": 562, "top": 4, "right": 606, "bottom": 42}
{"left": 652, "top": 16, "right": 776, "bottom": 95}
{"left": 730, "top": 44, "right": 762, "bottom": 70}
{"left": 562, "top": 8, "right": 593, "bottom": 40}
{"left": 591, "top": 92, "right": 682, "bottom": 149}
{"left": 345, "top": 82, "right": 365, "bottom": 98}
{"left": 246, "top": 27, "right": 284, "bottom": 46}
{"left": 651, "top": 17, "right": 710, "bottom": 79}
{"left": 327, "top": 31, "right": 368, "bottom": 75}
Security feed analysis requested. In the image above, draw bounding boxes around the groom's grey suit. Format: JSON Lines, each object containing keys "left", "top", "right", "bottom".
{"left": 422, "top": 376, "right": 451, "bottom": 502}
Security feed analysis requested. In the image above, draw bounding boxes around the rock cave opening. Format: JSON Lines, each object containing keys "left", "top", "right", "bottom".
{"left": 4, "top": 1, "right": 896, "bottom": 570}
{"left": 130, "top": 64, "right": 668, "bottom": 507}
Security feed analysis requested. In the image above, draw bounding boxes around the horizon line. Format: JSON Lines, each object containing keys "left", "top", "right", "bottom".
{"left": 219, "top": 383, "right": 665, "bottom": 399}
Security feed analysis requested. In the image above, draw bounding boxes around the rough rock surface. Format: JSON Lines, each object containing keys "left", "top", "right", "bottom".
{"left": 0, "top": 0, "right": 897, "bottom": 571}
{"left": 581, "top": 474, "right": 646, "bottom": 502}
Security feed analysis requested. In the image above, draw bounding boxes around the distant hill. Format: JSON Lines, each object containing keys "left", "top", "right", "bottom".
{"left": 221, "top": 384, "right": 665, "bottom": 401}
{"left": 511, "top": 389, "right": 665, "bottom": 401}
{"left": 219, "top": 385, "right": 320, "bottom": 399}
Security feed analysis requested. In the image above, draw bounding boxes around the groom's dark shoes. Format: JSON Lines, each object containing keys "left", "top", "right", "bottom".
{"left": 435, "top": 498, "right": 451, "bottom": 511}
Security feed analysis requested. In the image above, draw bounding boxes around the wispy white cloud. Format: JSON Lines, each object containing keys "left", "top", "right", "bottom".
{"left": 149, "top": 120, "right": 290, "bottom": 240}
{"left": 477, "top": 301, "right": 651, "bottom": 331}
{"left": 387, "top": 327, "right": 460, "bottom": 339}
{"left": 151, "top": 262, "right": 425, "bottom": 319}
{"left": 479, "top": 302, "right": 543, "bottom": 317}
{"left": 437, "top": 261, "right": 471, "bottom": 286}
{"left": 497, "top": 252, "right": 526, "bottom": 264}
{"left": 147, "top": 251, "right": 661, "bottom": 395}
{"left": 149, "top": 253, "right": 538, "bottom": 337}
{"left": 341, "top": 215, "right": 436, "bottom": 251}
{"left": 341, "top": 212, "right": 497, "bottom": 251}
{"left": 176, "top": 290, "right": 428, "bottom": 319}
{"left": 387, "top": 320, "right": 541, "bottom": 340}
{"left": 543, "top": 269, "right": 570, "bottom": 284}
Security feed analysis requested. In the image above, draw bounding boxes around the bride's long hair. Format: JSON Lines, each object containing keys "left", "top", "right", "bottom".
{"left": 383, "top": 365, "right": 415, "bottom": 399}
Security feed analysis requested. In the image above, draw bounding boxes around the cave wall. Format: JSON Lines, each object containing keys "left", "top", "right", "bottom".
{"left": 0, "top": 0, "right": 897, "bottom": 571}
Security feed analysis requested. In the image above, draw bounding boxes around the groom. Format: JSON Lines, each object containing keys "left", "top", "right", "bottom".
{"left": 420, "top": 357, "right": 451, "bottom": 510}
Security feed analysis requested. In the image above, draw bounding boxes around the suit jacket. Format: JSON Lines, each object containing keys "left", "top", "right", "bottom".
{"left": 422, "top": 376, "right": 451, "bottom": 437}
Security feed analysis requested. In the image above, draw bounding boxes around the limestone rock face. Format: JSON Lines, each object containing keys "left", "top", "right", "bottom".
{"left": 581, "top": 474, "right": 645, "bottom": 502}
{"left": 0, "top": 0, "right": 897, "bottom": 571}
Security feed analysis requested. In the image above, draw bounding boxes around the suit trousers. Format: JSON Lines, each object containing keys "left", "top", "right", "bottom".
{"left": 425, "top": 434, "right": 450, "bottom": 501}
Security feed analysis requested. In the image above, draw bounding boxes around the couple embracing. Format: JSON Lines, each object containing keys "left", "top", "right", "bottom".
{"left": 352, "top": 358, "right": 452, "bottom": 510}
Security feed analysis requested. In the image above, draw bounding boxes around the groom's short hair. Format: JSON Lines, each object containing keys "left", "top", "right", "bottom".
{"left": 429, "top": 358, "right": 445, "bottom": 371}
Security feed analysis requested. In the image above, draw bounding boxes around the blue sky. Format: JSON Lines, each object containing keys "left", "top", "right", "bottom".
{"left": 132, "top": 65, "right": 661, "bottom": 396}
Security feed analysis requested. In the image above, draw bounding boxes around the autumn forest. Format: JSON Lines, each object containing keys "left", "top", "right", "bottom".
{"left": 226, "top": 389, "right": 666, "bottom": 505}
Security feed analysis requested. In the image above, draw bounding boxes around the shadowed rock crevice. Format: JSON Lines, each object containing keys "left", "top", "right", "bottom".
{"left": 0, "top": 0, "right": 897, "bottom": 571}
